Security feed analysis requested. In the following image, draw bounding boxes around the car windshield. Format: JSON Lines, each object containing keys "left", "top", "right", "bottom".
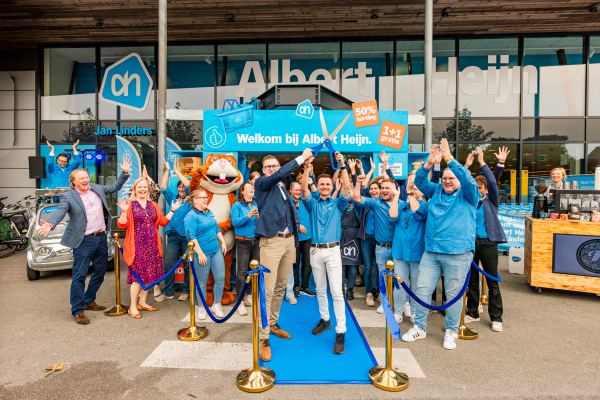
{"left": 39, "top": 206, "right": 69, "bottom": 224}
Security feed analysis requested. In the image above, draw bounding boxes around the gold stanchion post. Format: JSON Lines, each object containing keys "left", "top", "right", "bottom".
{"left": 178, "top": 242, "right": 208, "bottom": 341}
{"left": 237, "top": 260, "right": 275, "bottom": 393}
{"left": 104, "top": 233, "right": 128, "bottom": 316}
{"left": 369, "top": 260, "right": 409, "bottom": 392}
{"left": 458, "top": 290, "right": 478, "bottom": 340}
{"left": 480, "top": 273, "right": 489, "bottom": 306}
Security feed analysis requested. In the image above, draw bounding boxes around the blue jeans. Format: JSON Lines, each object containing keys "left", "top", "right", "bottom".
{"left": 193, "top": 252, "right": 226, "bottom": 304}
{"left": 343, "top": 265, "right": 359, "bottom": 290}
{"left": 163, "top": 233, "right": 190, "bottom": 296}
{"left": 375, "top": 244, "right": 393, "bottom": 290}
{"left": 361, "top": 235, "right": 377, "bottom": 293}
{"left": 413, "top": 250, "right": 473, "bottom": 333}
{"left": 392, "top": 258, "right": 420, "bottom": 315}
{"left": 71, "top": 234, "right": 108, "bottom": 316}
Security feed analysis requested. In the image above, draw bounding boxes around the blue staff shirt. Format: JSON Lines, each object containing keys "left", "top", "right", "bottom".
{"left": 231, "top": 199, "right": 258, "bottom": 240}
{"left": 290, "top": 195, "right": 312, "bottom": 242}
{"left": 161, "top": 186, "right": 191, "bottom": 236}
{"left": 476, "top": 199, "right": 488, "bottom": 239}
{"left": 183, "top": 207, "right": 220, "bottom": 255}
{"left": 415, "top": 159, "right": 480, "bottom": 254}
{"left": 302, "top": 191, "right": 350, "bottom": 244}
{"left": 357, "top": 196, "right": 395, "bottom": 245}
{"left": 390, "top": 200, "right": 429, "bottom": 262}
{"left": 365, "top": 208, "right": 375, "bottom": 236}
{"left": 47, "top": 153, "right": 82, "bottom": 188}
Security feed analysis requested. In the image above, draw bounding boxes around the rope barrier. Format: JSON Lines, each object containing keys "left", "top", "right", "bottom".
{"left": 247, "top": 265, "right": 270, "bottom": 329}
{"left": 118, "top": 247, "right": 182, "bottom": 291}
{"left": 397, "top": 267, "right": 471, "bottom": 311}
{"left": 471, "top": 261, "right": 502, "bottom": 282}
{"left": 378, "top": 270, "right": 402, "bottom": 340}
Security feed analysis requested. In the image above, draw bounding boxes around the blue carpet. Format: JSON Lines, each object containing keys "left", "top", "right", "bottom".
{"left": 259, "top": 285, "right": 378, "bottom": 385}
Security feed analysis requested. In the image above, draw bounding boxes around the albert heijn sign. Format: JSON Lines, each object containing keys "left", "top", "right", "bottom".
{"left": 202, "top": 109, "right": 408, "bottom": 154}
{"left": 99, "top": 53, "right": 153, "bottom": 111}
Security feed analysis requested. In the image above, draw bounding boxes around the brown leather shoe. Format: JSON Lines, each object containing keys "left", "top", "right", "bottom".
{"left": 269, "top": 324, "right": 292, "bottom": 339}
{"left": 259, "top": 339, "right": 271, "bottom": 362}
{"left": 74, "top": 312, "right": 90, "bottom": 325}
{"left": 83, "top": 301, "right": 106, "bottom": 311}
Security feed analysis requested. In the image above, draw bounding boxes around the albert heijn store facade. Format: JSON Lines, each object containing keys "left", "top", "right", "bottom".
{"left": 31, "top": 34, "right": 600, "bottom": 215}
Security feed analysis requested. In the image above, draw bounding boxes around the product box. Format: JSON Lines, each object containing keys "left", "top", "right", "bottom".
{"left": 560, "top": 214, "right": 568, "bottom": 220}
{"left": 550, "top": 213, "right": 559, "bottom": 219}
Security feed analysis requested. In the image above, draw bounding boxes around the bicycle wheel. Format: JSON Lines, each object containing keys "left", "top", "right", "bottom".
{"left": 0, "top": 242, "right": 16, "bottom": 258}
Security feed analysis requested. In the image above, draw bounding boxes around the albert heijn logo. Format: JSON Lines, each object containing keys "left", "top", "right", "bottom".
{"left": 99, "top": 53, "right": 153, "bottom": 111}
{"left": 296, "top": 99, "right": 314, "bottom": 119}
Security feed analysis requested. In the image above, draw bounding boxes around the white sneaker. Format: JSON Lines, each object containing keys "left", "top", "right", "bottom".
{"left": 464, "top": 315, "right": 480, "bottom": 323}
{"left": 366, "top": 293, "right": 375, "bottom": 307}
{"left": 211, "top": 302, "right": 225, "bottom": 318}
{"left": 153, "top": 285, "right": 162, "bottom": 297}
{"left": 443, "top": 329, "right": 458, "bottom": 350}
{"left": 154, "top": 293, "right": 173, "bottom": 302}
{"left": 244, "top": 294, "right": 252, "bottom": 307}
{"left": 478, "top": 302, "right": 484, "bottom": 314}
{"left": 403, "top": 302, "right": 412, "bottom": 318}
{"left": 355, "top": 275, "right": 364, "bottom": 286}
{"left": 410, "top": 313, "right": 415, "bottom": 323}
{"left": 237, "top": 302, "right": 248, "bottom": 316}
{"left": 376, "top": 304, "right": 384, "bottom": 314}
{"left": 196, "top": 306, "right": 207, "bottom": 320}
{"left": 492, "top": 321, "right": 503, "bottom": 332}
{"left": 402, "top": 325, "right": 426, "bottom": 342}
{"left": 287, "top": 296, "right": 297, "bottom": 305}
{"left": 394, "top": 314, "right": 403, "bottom": 323}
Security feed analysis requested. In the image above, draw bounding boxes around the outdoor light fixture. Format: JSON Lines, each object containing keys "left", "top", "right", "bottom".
{"left": 205, "top": 56, "right": 212, "bottom": 65}
{"left": 227, "top": 14, "right": 234, "bottom": 22}
{"left": 442, "top": 7, "right": 451, "bottom": 17}
{"left": 95, "top": 152, "right": 104, "bottom": 161}
{"left": 93, "top": 17, "right": 103, "bottom": 26}
{"left": 84, "top": 152, "right": 94, "bottom": 161}
{"left": 371, "top": 10, "right": 379, "bottom": 19}
{"left": 333, "top": 54, "right": 338, "bottom": 63}
{"left": 589, "top": 3, "right": 600, "bottom": 11}
{"left": 100, "top": 58, "right": 105, "bottom": 67}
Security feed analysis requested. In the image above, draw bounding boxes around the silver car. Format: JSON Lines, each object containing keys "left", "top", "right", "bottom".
{"left": 26, "top": 202, "right": 115, "bottom": 280}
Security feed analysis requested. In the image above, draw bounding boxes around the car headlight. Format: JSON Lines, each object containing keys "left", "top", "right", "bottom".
{"left": 38, "top": 246, "right": 52, "bottom": 257}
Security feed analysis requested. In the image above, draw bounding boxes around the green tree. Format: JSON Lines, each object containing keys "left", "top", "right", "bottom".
{"left": 166, "top": 102, "right": 201, "bottom": 142}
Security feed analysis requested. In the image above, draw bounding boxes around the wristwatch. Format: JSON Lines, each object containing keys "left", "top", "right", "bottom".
{"left": 444, "top": 156, "right": 454, "bottom": 164}
{"left": 407, "top": 192, "right": 414, "bottom": 196}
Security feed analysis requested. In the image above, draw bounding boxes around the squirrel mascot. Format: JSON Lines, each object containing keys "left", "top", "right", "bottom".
{"left": 189, "top": 154, "right": 243, "bottom": 305}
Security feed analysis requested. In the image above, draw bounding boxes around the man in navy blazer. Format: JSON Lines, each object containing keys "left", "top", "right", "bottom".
{"left": 38, "top": 157, "right": 131, "bottom": 325}
{"left": 254, "top": 148, "right": 313, "bottom": 362}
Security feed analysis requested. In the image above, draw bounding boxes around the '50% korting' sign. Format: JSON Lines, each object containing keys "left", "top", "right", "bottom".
{"left": 352, "top": 100, "right": 380, "bottom": 128}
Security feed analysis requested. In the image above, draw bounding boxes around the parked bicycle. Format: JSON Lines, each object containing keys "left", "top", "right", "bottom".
{"left": 0, "top": 197, "right": 28, "bottom": 258}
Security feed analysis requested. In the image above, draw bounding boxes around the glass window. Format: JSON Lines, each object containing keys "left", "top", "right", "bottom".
{"left": 217, "top": 44, "right": 266, "bottom": 107}
{"left": 458, "top": 118, "right": 519, "bottom": 142}
{"left": 408, "top": 125, "right": 423, "bottom": 143}
{"left": 40, "top": 121, "right": 97, "bottom": 143}
{"left": 167, "top": 120, "right": 202, "bottom": 143}
{"left": 432, "top": 119, "right": 457, "bottom": 141}
{"left": 99, "top": 46, "right": 155, "bottom": 120}
{"left": 523, "top": 143, "right": 585, "bottom": 179}
{"left": 42, "top": 48, "right": 96, "bottom": 120}
{"left": 590, "top": 36, "right": 600, "bottom": 116}
{"left": 523, "top": 36, "right": 584, "bottom": 117}
{"left": 167, "top": 45, "right": 215, "bottom": 112}
{"left": 588, "top": 143, "right": 600, "bottom": 174}
{"left": 459, "top": 38, "right": 519, "bottom": 117}
{"left": 522, "top": 119, "right": 584, "bottom": 141}
{"left": 396, "top": 40, "right": 455, "bottom": 117}
{"left": 342, "top": 41, "right": 393, "bottom": 110}
{"left": 457, "top": 143, "right": 519, "bottom": 203}
{"left": 269, "top": 42, "right": 339, "bottom": 96}
{"left": 588, "top": 118, "right": 600, "bottom": 141}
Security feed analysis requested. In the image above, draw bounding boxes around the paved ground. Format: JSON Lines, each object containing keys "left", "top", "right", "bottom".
{"left": 2, "top": 250, "right": 600, "bottom": 400}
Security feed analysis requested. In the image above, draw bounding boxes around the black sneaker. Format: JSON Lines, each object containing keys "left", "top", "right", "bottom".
{"left": 300, "top": 287, "right": 316, "bottom": 297}
{"left": 371, "top": 289, "right": 379, "bottom": 302}
{"left": 346, "top": 288, "right": 354, "bottom": 301}
{"left": 333, "top": 333, "right": 345, "bottom": 354}
{"left": 311, "top": 319, "right": 332, "bottom": 335}
{"left": 294, "top": 287, "right": 300, "bottom": 298}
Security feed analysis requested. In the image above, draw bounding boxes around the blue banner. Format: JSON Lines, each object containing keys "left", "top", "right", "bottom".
{"left": 166, "top": 137, "right": 183, "bottom": 197}
{"left": 498, "top": 212, "right": 525, "bottom": 248}
{"left": 116, "top": 136, "right": 141, "bottom": 209}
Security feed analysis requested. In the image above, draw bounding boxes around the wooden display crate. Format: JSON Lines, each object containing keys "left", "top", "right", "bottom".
{"left": 177, "top": 157, "right": 201, "bottom": 177}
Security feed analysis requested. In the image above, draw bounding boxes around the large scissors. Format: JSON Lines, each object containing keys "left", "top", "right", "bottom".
{"left": 309, "top": 108, "right": 351, "bottom": 170}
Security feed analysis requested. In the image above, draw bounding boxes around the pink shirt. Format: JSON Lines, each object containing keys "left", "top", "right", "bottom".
{"left": 77, "top": 188, "right": 106, "bottom": 235}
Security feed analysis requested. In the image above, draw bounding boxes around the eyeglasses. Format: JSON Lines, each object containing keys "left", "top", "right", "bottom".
{"left": 197, "top": 196, "right": 209, "bottom": 200}
{"left": 263, "top": 165, "right": 280, "bottom": 171}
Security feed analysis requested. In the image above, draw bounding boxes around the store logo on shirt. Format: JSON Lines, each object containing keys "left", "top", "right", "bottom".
{"left": 99, "top": 53, "right": 153, "bottom": 111}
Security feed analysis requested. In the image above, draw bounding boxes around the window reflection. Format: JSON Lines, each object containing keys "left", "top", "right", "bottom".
{"left": 588, "top": 143, "right": 600, "bottom": 174}
{"left": 522, "top": 119, "right": 584, "bottom": 142}
{"left": 217, "top": 44, "right": 266, "bottom": 107}
{"left": 167, "top": 45, "right": 215, "bottom": 112}
{"left": 589, "top": 36, "right": 600, "bottom": 116}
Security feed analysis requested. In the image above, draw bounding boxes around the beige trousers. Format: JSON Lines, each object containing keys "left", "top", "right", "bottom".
{"left": 258, "top": 235, "right": 296, "bottom": 340}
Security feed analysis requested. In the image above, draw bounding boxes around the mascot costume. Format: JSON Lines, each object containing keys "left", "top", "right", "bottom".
{"left": 189, "top": 154, "right": 243, "bottom": 305}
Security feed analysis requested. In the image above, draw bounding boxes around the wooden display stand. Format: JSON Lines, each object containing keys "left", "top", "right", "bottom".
{"left": 524, "top": 216, "right": 600, "bottom": 294}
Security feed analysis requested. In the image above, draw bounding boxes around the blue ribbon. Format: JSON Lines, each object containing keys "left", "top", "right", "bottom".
{"left": 378, "top": 270, "right": 402, "bottom": 340}
{"left": 247, "top": 264, "right": 271, "bottom": 329}
{"left": 188, "top": 259, "right": 251, "bottom": 324}
{"left": 119, "top": 247, "right": 183, "bottom": 291}
{"left": 471, "top": 261, "right": 502, "bottom": 282}
{"left": 398, "top": 267, "right": 471, "bottom": 311}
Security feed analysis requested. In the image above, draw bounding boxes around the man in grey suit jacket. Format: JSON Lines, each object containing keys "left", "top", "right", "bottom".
{"left": 37, "top": 157, "right": 131, "bottom": 325}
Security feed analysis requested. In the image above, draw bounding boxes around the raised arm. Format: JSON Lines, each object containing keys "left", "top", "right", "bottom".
{"left": 478, "top": 147, "right": 499, "bottom": 207}
{"left": 255, "top": 148, "right": 312, "bottom": 192}
{"left": 448, "top": 142, "right": 479, "bottom": 206}
{"left": 364, "top": 157, "right": 376, "bottom": 188}
{"left": 415, "top": 145, "right": 442, "bottom": 199}
{"left": 353, "top": 175, "right": 367, "bottom": 203}
{"left": 389, "top": 184, "right": 400, "bottom": 219}
{"left": 46, "top": 140, "right": 56, "bottom": 173}
{"left": 493, "top": 146, "right": 510, "bottom": 183}
{"left": 338, "top": 153, "right": 350, "bottom": 198}
{"left": 406, "top": 182, "right": 421, "bottom": 212}
{"left": 70, "top": 140, "right": 81, "bottom": 169}
{"left": 103, "top": 156, "right": 131, "bottom": 194}
{"left": 301, "top": 158, "right": 313, "bottom": 199}
{"left": 431, "top": 164, "right": 441, "bottom": 184}
{"left": 161, "top": 158, "right": 170, "bottom": 190}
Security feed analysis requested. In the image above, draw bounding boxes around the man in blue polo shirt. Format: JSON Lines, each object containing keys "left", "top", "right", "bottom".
{"left": 301, "top": 152, "right": 350, "bottom": 355}
{"left": 402, "top": 138, "right": 479, "bottom": 350}
{"left": 46, "top": 139, "right": 81, "bottom": 188}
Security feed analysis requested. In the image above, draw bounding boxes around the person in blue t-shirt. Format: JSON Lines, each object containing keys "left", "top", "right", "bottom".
{"left": 46, "top": 139, "right": 81, "bottom": 188}
{"left": 231, "top": 182, "right": 259, "bottom": 316}
{"left": 287, "top": 181, "right": 315, "bottom": 299}
{"left": 156, "top": 158, "right": 192, "bottom": 302}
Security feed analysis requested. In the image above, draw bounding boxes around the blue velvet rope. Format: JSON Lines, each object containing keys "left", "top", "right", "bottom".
{"left": 471, "top": 261, "right": 502, "bottom": 282}
{"left": 378, "top": 270, "right": 402, "bottom": 340}
{"left": 398, "top": 267, "right": 471, "bottom": 311}
{"left": 247, "top": 265, "right": 271, "bottom": 329}
{"left": 119, "top": 247, "right": 182, "bottom": 291}
{"left": 189, "top": 259, "right": 251, "bottom": 324}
